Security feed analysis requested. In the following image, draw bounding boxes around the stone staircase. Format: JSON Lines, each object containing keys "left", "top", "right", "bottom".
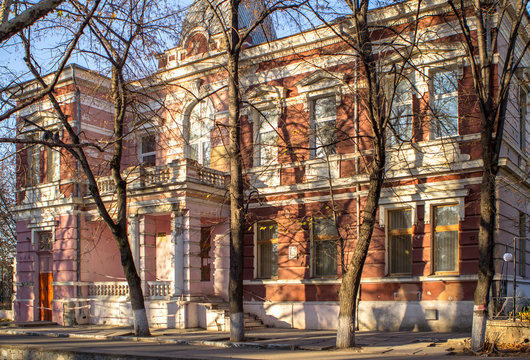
{"left": 199, "top": 298, "right": 266, "bottom": 331}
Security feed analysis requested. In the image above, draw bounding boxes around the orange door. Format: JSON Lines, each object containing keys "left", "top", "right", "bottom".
{"left": 39, "top": 272, "right": 53, "bottom": 321}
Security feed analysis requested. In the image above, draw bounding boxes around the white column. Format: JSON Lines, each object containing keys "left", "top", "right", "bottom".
{"left": 171, "top": 211, "right": 186, "bottom": 296}
{"left": 128, "top": 214, "right": 139, "bottom": 271}
{"left": 138, "top": 215, "right": 147, "bottom": 294}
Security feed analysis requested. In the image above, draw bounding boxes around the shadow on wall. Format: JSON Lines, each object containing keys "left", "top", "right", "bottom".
{"left": 359, "top": 299, "right": 473, "bottom": 332}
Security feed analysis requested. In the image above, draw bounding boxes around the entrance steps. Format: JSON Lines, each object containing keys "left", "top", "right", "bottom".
{"left": 198, "top": 298, "right": 266, "bottom": 331}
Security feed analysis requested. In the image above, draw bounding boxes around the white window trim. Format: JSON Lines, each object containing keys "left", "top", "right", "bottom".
{"left": 46, "top": 147, "right": 60, "bottom": 183}
{"left": 388, "top": 76, "right": 414, "bottom": 146}
{"left": 186, "top": 98, "right": 216, "bottom": 166}
{"left": 383, "top": 205, "right": 414, "bottom": 275}
{"left": 138, "top": 133, "right": 157, "bottom": 166}
{"left": 253, "top": 106, "right": 280, "bottom": 167}
{"left": 31, "top": 226, "right": 55, "bottom": 252}
{"left": 309, "top": 93, "right": 340, "bottom": 159}
{"left": 424, "top": 198, "right": 465, "bottom": 225}
{"left": 430, "top": 202, "right": 461, "bottom": 274}
{"left": 379, "top": 203, "right": 417, "bottom": 228}
{"left": 519, "top": 84, "right": 528, "bottom": 156}
{"left": 310, "top": 217, "right": 338, "bottom": 278}
{"left": 430, "top": 69, "right": 459, "bottom": 140}
{"left": 253, "top": 221, "right": 278, "bottom": 280}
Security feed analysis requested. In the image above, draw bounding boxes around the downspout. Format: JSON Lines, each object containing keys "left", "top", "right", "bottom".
{"left": 354, "top": 58, "right": 361, "bottom": 330}
{"left": 71, "top": 64, "right": 82, "bottom": 301}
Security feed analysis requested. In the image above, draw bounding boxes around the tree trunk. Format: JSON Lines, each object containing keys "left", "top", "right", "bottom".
{"left": 109, "top": 67, "right": 150, "bottom": 337}
{"left": 227, "top": 0, "right": 244, "bottom": 342}
{"left": 115, "top": 229, "right": 150, "bottom": 337}
{"left": 336, "top": 148, "right": 385, "bottom": 348}
{"left": 0, "top": 0, "right": 11, "bottom": 25}
{"left": 471, "top": 124, "right": 496, "bottom": 350}
{"left": 0, "top": 0, "right": 65, "bottom": 42}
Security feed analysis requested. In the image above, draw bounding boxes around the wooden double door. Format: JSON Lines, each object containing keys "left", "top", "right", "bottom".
{"left": 39, "top": 253, "right": 53, "bottom": 321}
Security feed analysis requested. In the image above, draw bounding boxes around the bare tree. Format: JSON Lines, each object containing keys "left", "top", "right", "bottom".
{"left": 191, "top": 0, "right": 309, "bottom": 342}
{"left": 304, "top": 0, "right": 422, "bottom": 348}
{"left": 446, "top": 0, "right": 530, "bottom": 350}
{"left": 1, "top": 0, "right": 178, "bottom": 336}
{"left": 0, "top": 0, "right": 67, "bottom": 43}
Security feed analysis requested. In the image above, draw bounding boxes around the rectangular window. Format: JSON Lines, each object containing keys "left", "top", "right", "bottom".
{"left": 432, "top": 71, "right": 458, "bottom": 138}
{"left": 27, "top": 142, "right": 41, "bottom": 186}
{"left": 433, "top": 205, "right": 459, "bottom": 273}
{"left": 519, "top": 212, "right": 527, "bottom": 277}
{"left": 520, "top": 87, "right": 527, "bottom": 156}
{"left": 38, "top": 231, "right": 53, "bottom": 251}
{"left": 388, "top": 209, "right": 412, "bottom": 274}
{"left": 140, "top": 135, "right": 156, "bottom": 167}
{"left": 46, "top": 147, "right": 59, "bottom": 183}
{"left": 256, "top": 221, "right": 278, "bottom": 279}
{"left": 312, "top": 96, "right": 337, "bottom": 157}
{"left": 313, "top": 218, "right": 338, "bottom": 277}
{"left": 389, "top": 80, "right": 413, "bottom": 146}
{"left": 200, "top": 227, "right": 211, "bottom": 281}
{"left": 255, "top": 108, "right": 279, "bottom": 166}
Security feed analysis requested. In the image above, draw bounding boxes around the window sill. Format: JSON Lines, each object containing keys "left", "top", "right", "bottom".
{"left": 430, "top": 271, "right": 459, "bottom": 277}
{"left": 244, "top": 278, "right": 341, "bottom": 285}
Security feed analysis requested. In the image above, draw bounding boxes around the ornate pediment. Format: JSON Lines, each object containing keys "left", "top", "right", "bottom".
{"left": 295, "top": 71, "right": 345, "bottom": 94}
{"left": 245, "top": 85, "right": 286, "bottom": 104}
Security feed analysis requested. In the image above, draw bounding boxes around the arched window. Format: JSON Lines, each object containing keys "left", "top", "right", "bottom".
{"left": 188, "top": 99, "right": 215, "bottom": 166}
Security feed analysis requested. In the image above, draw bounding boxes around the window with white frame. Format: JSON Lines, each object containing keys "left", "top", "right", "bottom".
{"left": 388, "top": 208, "right": 412, "bottom": 274}
{"left": 312, "top": 217, "right": 338, "bottom": 277}
{"left": 432, "top": 204, "right": 459, "bottom": 273}
{"left": 256, "top": 221, "right": 278, "bottom": 279}
{"left": 311, "top": 96, "right": 337, "bottom": 157}
{"left": 45, "top": 147, "right": 59, "bottom": 182}
{"left": 520, "top": 87, "right": 527, "bottom": 156}
{"left": 189, "top": 99, "right": 214, "bottom": 166}
{"left": 27, "top": 140, "right": 41, "bottom": 186}
{"left": 140, "top": 134, "right": 156, "bottom": 167}
{"left": 254, "top": 107, "right": 279, "bottom": 167}
{"left": 37, "top": 231, "right": 53, "bottom": 251}
{"left": 432, "top": 70, "right": 458, "bottom": 138}
{"left": 519, "top": 212, "right": 527, "bottom": 277}
{"left": 388, "top": 80, "right": 413, "bottom": 146}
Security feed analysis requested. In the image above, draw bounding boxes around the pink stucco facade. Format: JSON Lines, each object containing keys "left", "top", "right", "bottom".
{"left": 12, "top": 0, "right": 529, "bottom": 331}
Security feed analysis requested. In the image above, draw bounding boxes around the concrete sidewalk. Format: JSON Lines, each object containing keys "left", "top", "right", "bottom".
{"left": 0, "top": 323, "right": 472, "bottom": 358}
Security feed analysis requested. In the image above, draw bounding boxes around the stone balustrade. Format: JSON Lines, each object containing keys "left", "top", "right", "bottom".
{"left": 87, "top": 281, "right": 172, "bottom": 298}
{"left": 95, "top": 159, "right": 228, "bottom": 195}
{"left": 147, "top": 281, "right": 172, "bottom": 298}
{"left": 88, "top": 282, "right": 129, "bottom": 297}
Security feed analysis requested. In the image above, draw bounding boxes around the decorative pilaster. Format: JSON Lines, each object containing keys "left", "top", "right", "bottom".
{"left": 138, "top": 215, "right": 147, "bottom": 295}
{"left": 171, "top": 210, "right": 187, "bottom": 296}
{"left": 127, "top": 214, "right": 140, "bottom": 270}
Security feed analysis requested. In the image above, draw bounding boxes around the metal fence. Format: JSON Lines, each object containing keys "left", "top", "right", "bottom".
{"left": 490, "top": 296, "right": 530, "bottom": 321}
{"left": 0, "top": 266, "right": 12, "bottom": 310}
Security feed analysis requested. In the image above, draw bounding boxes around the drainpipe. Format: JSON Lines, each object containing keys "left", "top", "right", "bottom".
{"left": 71, "top": 64, "right": 82, "bottom": 300}
{"left": 354, "top": 59, "right": 361, "bottom": 330}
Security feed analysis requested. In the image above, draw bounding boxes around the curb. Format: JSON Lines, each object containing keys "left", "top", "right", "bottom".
{"left": 0, "top": 329, "right": 300, "bottom": 351}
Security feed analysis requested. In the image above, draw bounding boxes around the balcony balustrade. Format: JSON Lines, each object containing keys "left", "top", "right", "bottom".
{"left": 95, "top": 158, "right": 228, "bottom": 195}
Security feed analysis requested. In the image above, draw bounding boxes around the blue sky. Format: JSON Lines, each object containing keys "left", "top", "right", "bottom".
{"left": 0, "top": 0, "right": 349, "bottom": 86}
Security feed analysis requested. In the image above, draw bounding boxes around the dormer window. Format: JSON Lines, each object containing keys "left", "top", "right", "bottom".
{"left": 186, "top": 33, "right": 208, "bottom": 57}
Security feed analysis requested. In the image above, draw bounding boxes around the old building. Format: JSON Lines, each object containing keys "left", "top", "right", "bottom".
{"left": 12, "top": 0, "right": 529, "bottom": 331}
